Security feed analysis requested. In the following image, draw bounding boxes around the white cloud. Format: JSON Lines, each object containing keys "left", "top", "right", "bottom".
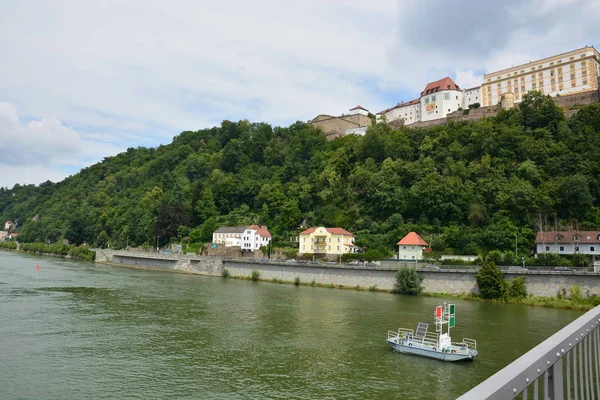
{"left": 0, "top": 103, "right": 124, "bottom": 188}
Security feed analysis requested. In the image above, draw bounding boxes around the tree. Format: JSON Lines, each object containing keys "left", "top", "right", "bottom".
{"left": 394, "top": 267, "right": 423, "bottom": 295}
{"left": 475, "top": 260, "right": 504, "bottom": 299}
{"left": 519, "top": 91, "right": 564, "bottom": 130}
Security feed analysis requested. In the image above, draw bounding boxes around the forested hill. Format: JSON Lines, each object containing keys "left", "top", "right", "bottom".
{"left": 2, "top": 92, "right": 600, "bottom": 259}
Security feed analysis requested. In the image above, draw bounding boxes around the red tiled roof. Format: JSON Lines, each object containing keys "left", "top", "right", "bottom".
{"left": 350, "top": 105, "right": 368, "bottom": 111}
{"left": 535, "top": 231, "right": 600, "bottom": 244}
{"left": 421, "top": 77, "right": 460, "bottom": 96}
{"left": 299, "top": 227, "right": 353, "bottom": 236}
{"left": 397, "top": 232, "right": 428, "bottom": 246}
{"left": 326, "top": 227, "right": 353, "bottom": 235}
{"left": 248, "top": 224, "right": 272, "bottom": 238}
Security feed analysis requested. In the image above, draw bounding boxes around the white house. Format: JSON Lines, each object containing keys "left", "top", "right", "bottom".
{"left": 213, "top": 225, "right": 271, "bottom": 252}
{"left": 397, "top": 232, "right": 429, "bottom": 260}
{"left": 4, "top": 220, "right": 13, "bottom": 231}
{"left": 535, "top": 231, "right": 600, "bottom": 256}
{"left": 462, "top": 86, "right": 481, "bottom": 109}
{"left": 240, "top": 225, "right": 272, "bottom": 252}
{"left": 420, "top": 77, "right": 465, "bottom": 122}
{"left": 212, "top": 226, "right": 246, "bottom": 247}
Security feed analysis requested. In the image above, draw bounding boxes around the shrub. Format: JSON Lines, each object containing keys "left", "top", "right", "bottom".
{"left": 222, "top": 268, "right": 230, "bottom": 278}
{"left": 394, "top": 267, "right": 423, "bottom": 295}
{"left": 283, "top": 248, "right": 298, "bottom": 259}
{"left": 294, "top": 276, "right": 300, "bottom": 286}
{"left": 251, "top": 270, "right": 260, "bottom": 281}
{"left": 311, "top": 279, "right": 316, "bottom": 287}
{"left": 475, "top": 261, "right": 505, "bottom": 299}
{"left": 509, "top": 277, "right": 527, "bottom": 299}
{"left": 569, "top": 285, "right": 583, "bottom": 303}
{"left": 368, "top": 285, "right": 378, "bottom": 292}
{"left": 0, "top": 241, "right": 18, "bottom": 250}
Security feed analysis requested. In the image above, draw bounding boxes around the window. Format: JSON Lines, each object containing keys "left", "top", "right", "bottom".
{"left": 456, "top": 95, "right": 459, "bottom": 100}
{"left": 328, "top": 246, "right": 331, "bottom": 251}
{"left": 337, "top": 246, "right": 339, "bottom": 251}
{"left": 403, "top": 246, "right": 406, "bottom": 249}
{"left": 591, "top": 247, "right": 595, "bottom": 252}
{"left": 583, "top": 78, "right": 588, "bottom": 85}
{"left": 545, "top": 246, "right": 550, "bottom": 251}
{"left": 532, "top": 83, "right": 536, "bottom": 89}
{"left": 575, "top": 246, "right": 580, "bottom": 252}
{"left": 425, "top": 97, "right": 429, "bottom": 104}
{"left": 431, "top": 95, "right": 436, "bottom": 102}
{"left": 444, "top": 93, "right": 450, "bottom": 100}
{"left": 559, "top": 246, "right": 564, "bottom": 251}
{"left": 448, "top": 109, "right": 450, "bottom": 112}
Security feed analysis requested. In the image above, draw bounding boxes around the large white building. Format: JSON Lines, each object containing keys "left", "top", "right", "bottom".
{"left": 377, "top": 77, "right": 481, "bottom": 126}
{"left": 212, "top": 225, "right": 271, "bottom": 252}
{"left": 482, "top": 46, "right": 600, "bottom": 107}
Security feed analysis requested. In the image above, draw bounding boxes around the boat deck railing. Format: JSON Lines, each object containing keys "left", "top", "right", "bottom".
{"left": 388, "top": 328, "right": 440, "bottom": 348}
{"left": 458, "top": 304, "right": 600, "bottom": 399}
{"left": 454, "top": 338, "right": 477, "bottom": 352}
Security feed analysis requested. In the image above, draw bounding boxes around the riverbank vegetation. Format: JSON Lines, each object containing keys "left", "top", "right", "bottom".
{"left": 2, "top": 93, "right": 600, "bottom": 261}
{"left": 0, "top": 242, "right": 96, "bottom": 262}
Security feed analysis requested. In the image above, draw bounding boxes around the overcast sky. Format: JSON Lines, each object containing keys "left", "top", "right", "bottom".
{"left": 1, "top": 0, "right": 599, "bottom": 188}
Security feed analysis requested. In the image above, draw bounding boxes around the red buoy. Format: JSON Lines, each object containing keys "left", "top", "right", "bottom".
{"left": 36, "top": 265, "right": 40, "bottom": 271}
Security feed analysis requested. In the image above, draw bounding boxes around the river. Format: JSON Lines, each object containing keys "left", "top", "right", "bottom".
{"left": 0, "top": 251, "right": 584, "bottom": 399}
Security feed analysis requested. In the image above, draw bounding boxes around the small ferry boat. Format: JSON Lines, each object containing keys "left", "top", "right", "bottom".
{"left": 386, "top": 302, "right": 478, "bottom": 362}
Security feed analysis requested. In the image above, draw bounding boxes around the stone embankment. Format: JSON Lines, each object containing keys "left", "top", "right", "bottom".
{"left": 95, "top": 250, "right": 600, "bottom": 297}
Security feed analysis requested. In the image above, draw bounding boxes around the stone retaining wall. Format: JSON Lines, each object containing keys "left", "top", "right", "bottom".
{"left": 96, "top": 251, "right": 600, "bottom": 297}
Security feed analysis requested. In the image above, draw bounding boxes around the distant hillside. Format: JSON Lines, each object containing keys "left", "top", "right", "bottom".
{"left": 2, "top": 92, "right": 600, "bottom": 259}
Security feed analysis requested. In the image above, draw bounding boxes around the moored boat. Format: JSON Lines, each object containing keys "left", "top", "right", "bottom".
{"left": 386, "top": 302, "right": 477, "bottom": 362}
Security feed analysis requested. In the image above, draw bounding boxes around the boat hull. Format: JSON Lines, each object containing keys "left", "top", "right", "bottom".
{"left": 387, "top": 339, "right": 477, "bottom": 362}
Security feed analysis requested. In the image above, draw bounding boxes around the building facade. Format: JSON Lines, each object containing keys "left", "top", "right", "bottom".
{"left": 309, "top": 105, "right": 372, "bottom": 140}
{"left": 298, "top": 227, "right": 356, "bottom": 257}
{"left": 482, "top": 46, "right": 600, "bottom": 107}
{"left": 240, "top": 225, "right": 272, "bottom": 252}
{"left": 397, "top": 232, "right": 429, "bottom": 260}
{"left": 535, "top": 231, "right": 600, "bottom": 256}
{"left": 377, "top": 78, "right": 481, "bottom": 126}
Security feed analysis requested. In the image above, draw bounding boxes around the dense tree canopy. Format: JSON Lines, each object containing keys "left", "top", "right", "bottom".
{"left": 2, "top": 93, "right": 600, "bottom": 258}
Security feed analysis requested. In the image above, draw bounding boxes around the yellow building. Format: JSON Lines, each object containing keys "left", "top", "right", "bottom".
{"left": 482, "top": 46, "right": 600, "bottom": 107}
{"left": 298, "top": 227, "right": 356, "bottom": 257}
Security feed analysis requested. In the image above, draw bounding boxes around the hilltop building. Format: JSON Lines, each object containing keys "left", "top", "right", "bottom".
{"left": 309, "top": 105, "right": 373, "bottom": 140}
{"left": 397, "top": 232, "right": 429, "bottom": 261}
{"left": 535, "top": 231, "right": 600, "bottom": 256}
{"left": 377, "top": 77, "right": 481, "bottom": 126}
{"left": 482, "top": 46, "right": 600, "bottom": 107}
{"left": 212, "top": 225, "right": 271, "bottom": 252}
{"left": 298, "top": 227, "right": 357, "bottom": 258}
{"left": 374, "top": 45, "right": 599, "bottom": 129}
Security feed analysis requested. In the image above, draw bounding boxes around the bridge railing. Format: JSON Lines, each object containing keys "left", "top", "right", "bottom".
{"left": 458, "top": 305, "right": 600, "bottom": 400}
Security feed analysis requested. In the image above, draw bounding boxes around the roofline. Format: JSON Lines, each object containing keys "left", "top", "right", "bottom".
{"left": 484, "top": 45, "right": 599, "bottom": 78}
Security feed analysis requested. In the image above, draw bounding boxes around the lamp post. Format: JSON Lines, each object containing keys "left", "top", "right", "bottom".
{"left": 157, "top": 236, "right": 160, "bottom": 252}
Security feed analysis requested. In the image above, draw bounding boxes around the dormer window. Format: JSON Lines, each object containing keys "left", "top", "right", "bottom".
{"left": 556, "top": 234, "right": 563, "bottom": 241}
{"left": 574, "top": 235, "right": 581, "bottom": 241}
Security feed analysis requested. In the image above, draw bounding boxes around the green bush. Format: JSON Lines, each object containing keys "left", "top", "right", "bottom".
{"left": 394, "top": 267, "right": 423, "bottom": 295}
{"left": 508, "top": 277, "right": 527, "bottom": 299}
{"left": 222, "top": 268, "right": 230, "bottom": 278}
{"left": 294, "top": 276, "right": 300, "bottom": 286}
{"left": 475, "top": 261, "right": 504, "bottom": 299}
{"left": 0, "top": 241, "right": 18, "bottom": 250}
{"left": 251, "top": 270, "right": 260, "bottom": 281}
{"left": 569, "top": 285, "right": 583, "bottom": 303}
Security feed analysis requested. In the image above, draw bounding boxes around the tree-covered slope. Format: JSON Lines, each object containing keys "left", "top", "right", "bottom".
{"left": 2, "top": 92, "right": 600, "bottom": 258}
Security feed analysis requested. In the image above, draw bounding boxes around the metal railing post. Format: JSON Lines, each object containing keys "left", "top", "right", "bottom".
{"left": 548, "top": 358, "right": 563, "bottom": 400}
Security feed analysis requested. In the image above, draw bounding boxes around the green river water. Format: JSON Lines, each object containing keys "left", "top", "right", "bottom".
{"left": 0, "top": 251, "right": 584, "bottom": 399}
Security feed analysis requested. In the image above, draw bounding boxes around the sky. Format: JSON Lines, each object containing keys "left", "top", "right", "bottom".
{"left": 0, "top": 0, "right": 599, "bottom": 189}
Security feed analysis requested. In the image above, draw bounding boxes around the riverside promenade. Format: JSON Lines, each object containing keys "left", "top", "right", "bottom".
{"left": 95, "top": 250, "right": 600, "bottom": 297}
